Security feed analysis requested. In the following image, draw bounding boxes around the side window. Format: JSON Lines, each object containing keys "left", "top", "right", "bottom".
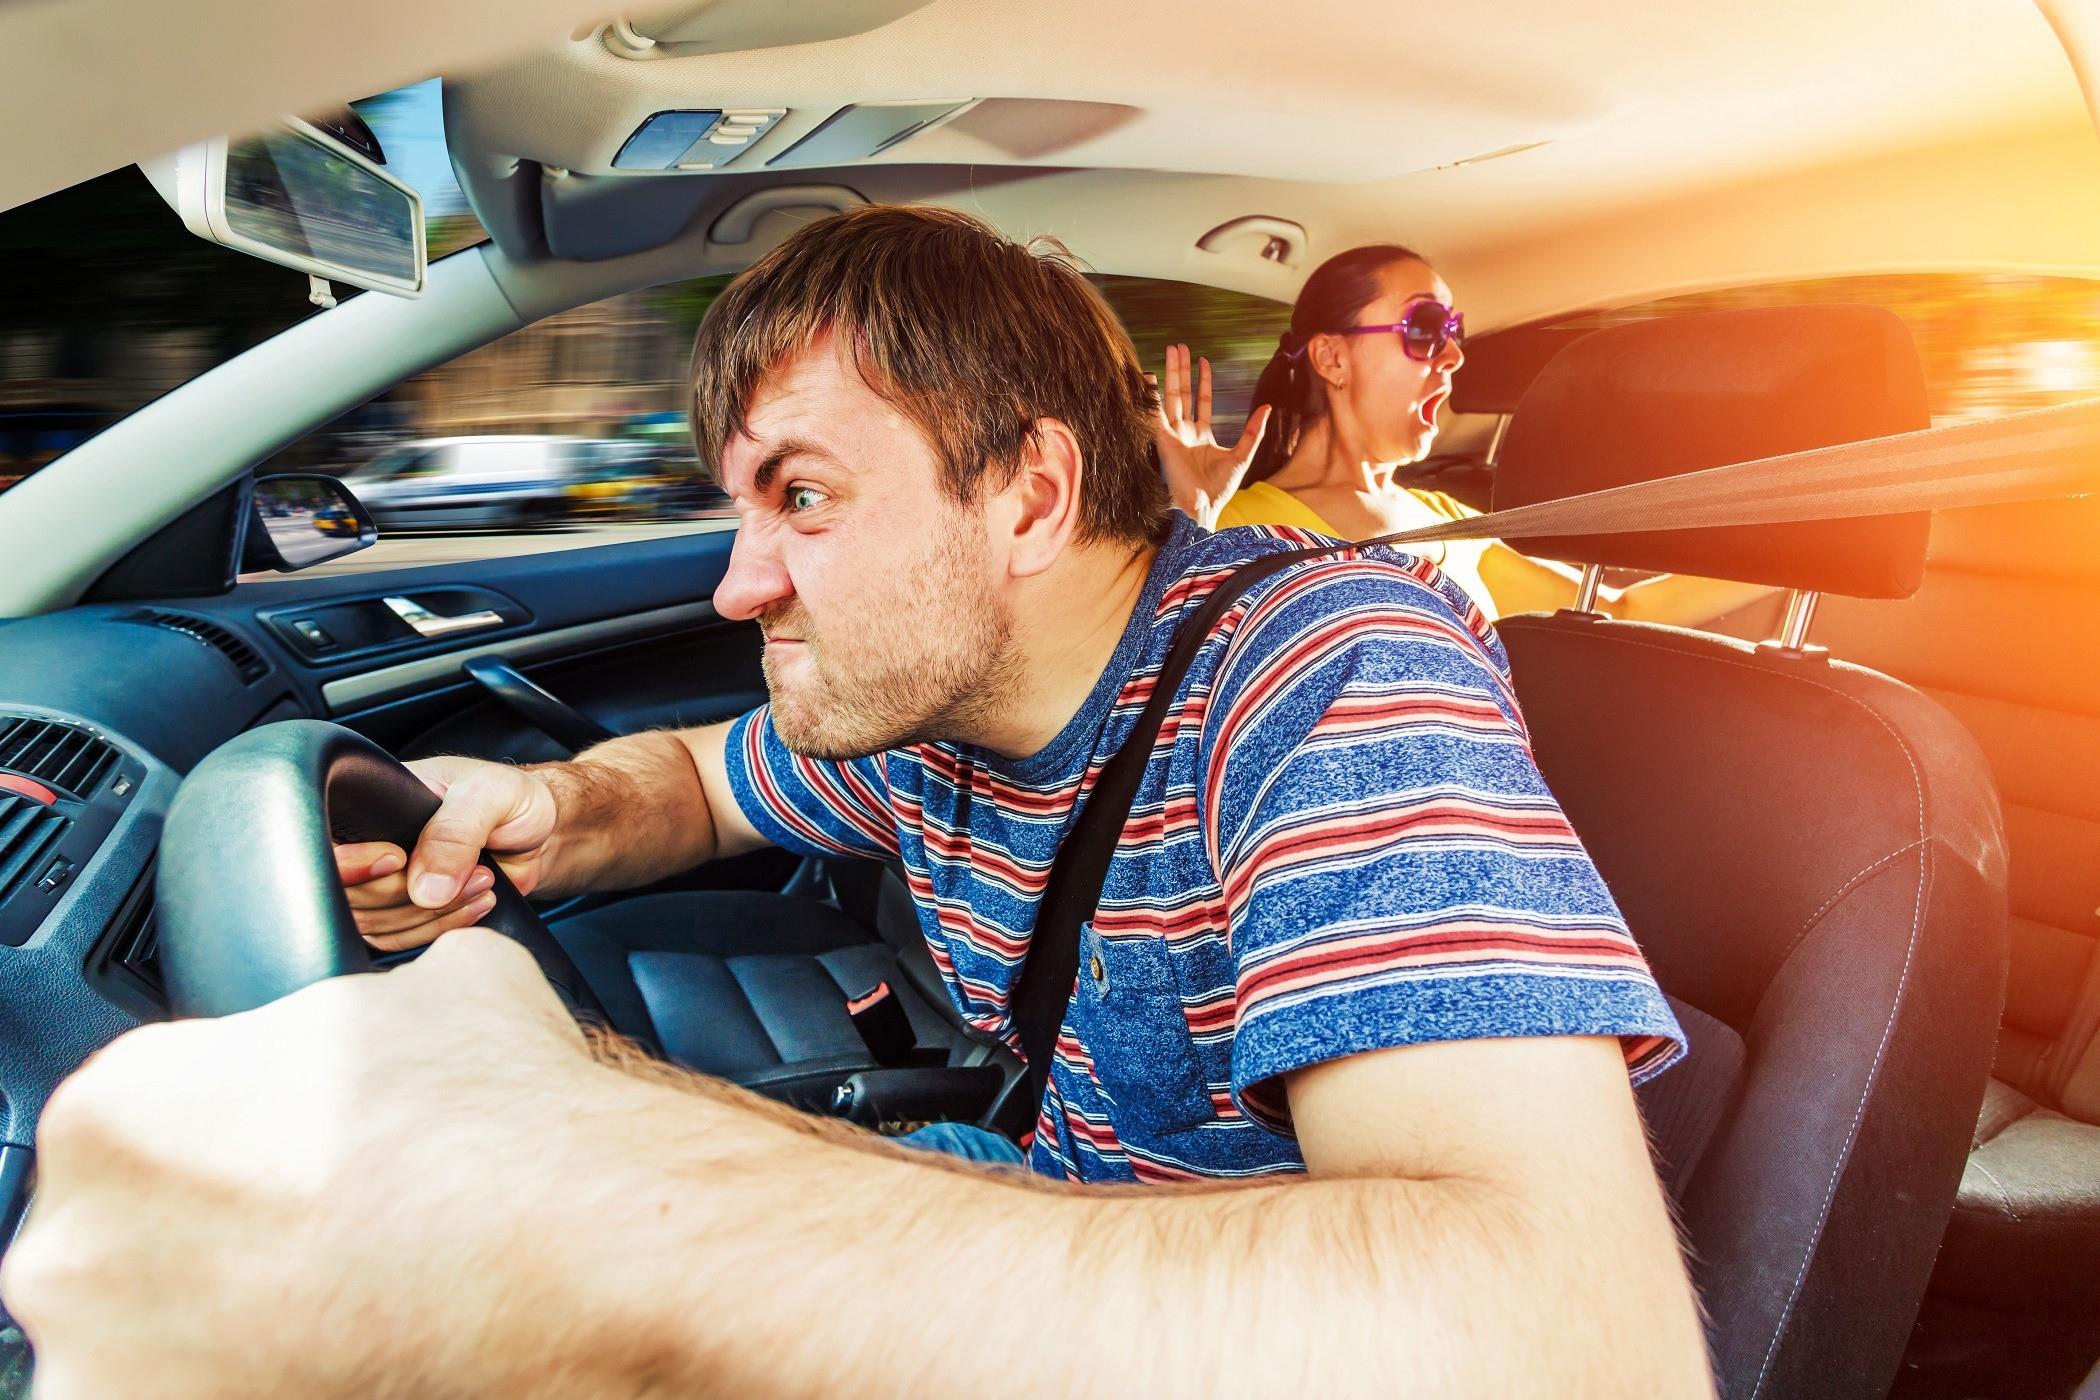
{"left": 1089, "top": 275, "right": 1291, "bottom": 448}
{"left": 248, "top": 276, "right": 735, "bottom": 576}
{"left": 0, "top": 77, "right": 485, "bottom": 501}
{"left": 245, "top": 272, "right": 1282, "bottom": 578}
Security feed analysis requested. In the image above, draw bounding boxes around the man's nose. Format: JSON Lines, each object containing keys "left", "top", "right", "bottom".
{"left": 712, "top": 522, "right": 794, "bottom": 622}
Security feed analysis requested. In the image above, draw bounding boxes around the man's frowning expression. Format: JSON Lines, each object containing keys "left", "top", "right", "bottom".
{"left": 711, "top": 332, "right": 1020, "bottom": 760}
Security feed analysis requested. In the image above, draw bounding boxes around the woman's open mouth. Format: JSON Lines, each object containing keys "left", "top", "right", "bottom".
{"left": 1416, "top": 385, "right": 1451, "bottom": 429}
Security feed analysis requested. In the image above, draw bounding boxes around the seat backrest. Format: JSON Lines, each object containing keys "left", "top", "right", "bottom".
{"left": 1504, "top": 618, "right": 2006, "bottom": 1398}
{"left": 1810, "top": 497, "right": 2100, "bottom": 1125}
{"left": 1493, "top": 305, "right": 2010, "bottom": 1399}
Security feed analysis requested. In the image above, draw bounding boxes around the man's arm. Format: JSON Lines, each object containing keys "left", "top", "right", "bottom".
{"left": 5, "top": 932, "right": 1712, "bottom": 1398}
{"left": 337, "top": 721, "right": 770, "bottom": 950}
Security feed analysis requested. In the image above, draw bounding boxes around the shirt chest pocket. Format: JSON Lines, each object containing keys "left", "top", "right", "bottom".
{"left": 1067, "top": 922, "right": 1216, "bottom": 1135}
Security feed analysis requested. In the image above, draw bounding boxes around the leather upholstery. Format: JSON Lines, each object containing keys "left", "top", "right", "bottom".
{"left": 1806, "top": 496, "right": 2100, "bottom": 1316}
{"left": 553, "top": 886, "right": 977, "bottom": 1113}
{"left": 1932, "top": 1077, "right": 2100, "bottom": 1308}
{"left": 1812, "top": 498, "right": 2100, "bottom": 1113}
{"left": 1637, "top": 996, "right": 1746, "bottom": 1200}
{"left": 1493, "top": 305, "right": 1933, "bottom": 597}
{"left": 1502, "top": 615, "right": 2008, "bottom": 1400}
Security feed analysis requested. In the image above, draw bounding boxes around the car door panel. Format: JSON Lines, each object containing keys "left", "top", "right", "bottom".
{"left": 252, "top": 526, "right": 799, "bottom": 899}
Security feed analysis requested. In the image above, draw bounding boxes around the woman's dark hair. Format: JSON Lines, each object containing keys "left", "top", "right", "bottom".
{"left": 1245, "top": 244, "right": 1428, "bottom": 484}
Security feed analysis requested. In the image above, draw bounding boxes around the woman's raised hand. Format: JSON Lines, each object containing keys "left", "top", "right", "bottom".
{"left": 1150, "top": 344, "right": 1271, "bottom": 531}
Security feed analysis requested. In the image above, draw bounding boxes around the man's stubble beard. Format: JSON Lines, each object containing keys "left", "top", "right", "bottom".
{"left": 761, "top": 525, "right": 1022, "bottom": 760}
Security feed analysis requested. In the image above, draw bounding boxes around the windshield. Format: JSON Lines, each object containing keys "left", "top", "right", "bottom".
{"left": 0, "top": 79, "right": 482, "bottom": 497}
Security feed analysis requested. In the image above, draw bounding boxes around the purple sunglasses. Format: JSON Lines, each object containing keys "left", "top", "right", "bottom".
{"left": 1329, "top": 297, "right": 1464, "bottom": 362}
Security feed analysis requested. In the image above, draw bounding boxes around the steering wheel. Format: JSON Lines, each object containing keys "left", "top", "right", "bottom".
{"left": 155, "top": 720, "right": 605, "bottom": 1021}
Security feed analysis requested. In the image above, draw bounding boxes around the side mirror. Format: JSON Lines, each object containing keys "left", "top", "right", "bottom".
{"left": 141, "top": 113, "right": 425, "bottom": 298}
{"left": 244, "top": 475, "right": 377, "bottom": 572}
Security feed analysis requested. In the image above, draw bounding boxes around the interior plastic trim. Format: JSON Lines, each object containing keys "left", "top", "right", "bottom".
{"left": 321, "top": 599, "right": 720, "bottom": 714}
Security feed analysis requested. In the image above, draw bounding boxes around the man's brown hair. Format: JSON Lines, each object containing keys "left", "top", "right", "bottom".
{"left": 690, "top": 204, "right": 1168, "bottom": 546}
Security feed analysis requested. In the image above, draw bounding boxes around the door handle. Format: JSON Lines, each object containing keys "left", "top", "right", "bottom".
{"left": 383, "top": 595, "right": 506, "bottom": 639}
{"left": 461, "top": 657, "right": 616, "bottom": 755}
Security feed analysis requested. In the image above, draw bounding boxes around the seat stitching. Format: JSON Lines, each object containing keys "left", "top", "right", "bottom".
{"left": 1967, "top": 1158, "right": 2022, "bottom": 1223}
{"left": 1751, "top": 835, "right": 1929, "bottom": 1395}
{"left": 1504, "top": 622, "right": 1936, "bottom": 1399}
{"left": 1776, "top": 840, "right": 1930, "bottom": 966}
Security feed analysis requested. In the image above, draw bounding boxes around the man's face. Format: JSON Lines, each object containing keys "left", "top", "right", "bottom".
{"left": 712, "top": 333, "right": 1018, "bottom": 759}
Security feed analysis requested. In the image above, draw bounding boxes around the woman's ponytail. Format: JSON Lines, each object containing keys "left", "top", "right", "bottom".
{"left": 1244, "top": 334, "right": 1309, "bottom": 484}
{"left": 1242, "top": 243, "right": 1430, "bottom": 484}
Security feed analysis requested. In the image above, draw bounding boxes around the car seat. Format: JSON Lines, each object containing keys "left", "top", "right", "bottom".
{"left": 1802, "top": 494, "right": 2100, "bottom": 1388}
{"left": 552, "top": 861, "right": 1018, "bottom": 1114}
{"left": 1491, "top": 305, "right": 2011, "bottom": 1399}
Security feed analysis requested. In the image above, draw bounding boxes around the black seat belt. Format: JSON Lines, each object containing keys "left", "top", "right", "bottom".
{"left": 1008, "top": 541, "right": 1338, "bottom": 1132}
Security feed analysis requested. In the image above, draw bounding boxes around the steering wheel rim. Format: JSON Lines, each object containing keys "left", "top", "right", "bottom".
{"left": 156, "top": 719, "right": 605, "bottom": 1022}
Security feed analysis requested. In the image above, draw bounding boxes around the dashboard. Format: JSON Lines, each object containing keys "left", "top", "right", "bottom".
{"left": 0, "top": 609, "right": 258, "bottom": 1395}
{"left": 0, "top": 604, "right": 295, "bottom": 1145}
{"left": 0, "top": 523, "right": 752, "bottom": 1393}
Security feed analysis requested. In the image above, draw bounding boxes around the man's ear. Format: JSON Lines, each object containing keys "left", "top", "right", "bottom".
{"left": 994, "top": 418, "right": 1085, "bottom": 581}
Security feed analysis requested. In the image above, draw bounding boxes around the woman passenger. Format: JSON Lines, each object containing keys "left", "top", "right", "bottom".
{"left": 1152, "top": 244, "right": 1770, "bottom": 625}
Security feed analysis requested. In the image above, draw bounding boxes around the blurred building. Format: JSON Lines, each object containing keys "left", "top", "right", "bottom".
{"left": 393, "top": 290, "right": 693, "bottom": 443}
{"left": 0, "top": 325, "right": 217, "bottom": 418}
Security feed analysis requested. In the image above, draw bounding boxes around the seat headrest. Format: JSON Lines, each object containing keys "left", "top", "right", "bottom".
{"left": 1491, "top": 304, "right": 1933, "bottom": 599}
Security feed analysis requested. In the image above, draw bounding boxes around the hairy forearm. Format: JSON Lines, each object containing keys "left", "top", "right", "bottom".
{"left": 537, "top": 1056, "right": 1712, "bottom": 1399}
{"left": 524, "top": 731, "right": 721, "bottom": 896}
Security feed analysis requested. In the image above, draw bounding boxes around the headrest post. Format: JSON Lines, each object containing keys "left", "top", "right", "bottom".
{"left": 1485, "top": 414, "right": 1512, "bottom": 465}
{"left": 1571, "top": 562, "right": 1605, "bottom": 614}
{"left": 1779, "top": 589, "right": 1821, "bottom": 650}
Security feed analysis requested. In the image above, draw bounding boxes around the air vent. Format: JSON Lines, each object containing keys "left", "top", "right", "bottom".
{"left": 0, "top": 792, "right": 68, "bottom": 910}
{"left": 104, "top": 886, "right": 161, "bottom": 998}
{"left": 0, "top": 715, "right": 119, "bottom": 799}
{"left": 136, "top": 610, "right": 268, "bottom": 683}
{"left": 88, "top": 863, "right": 163, "bottom": 1010}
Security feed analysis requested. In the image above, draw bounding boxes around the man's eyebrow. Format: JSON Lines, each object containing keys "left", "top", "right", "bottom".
{"left": 750, "top": 438, "right": 838, "bottom": 494}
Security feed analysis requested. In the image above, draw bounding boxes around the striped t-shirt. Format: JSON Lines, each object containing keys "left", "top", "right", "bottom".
{"left": 724, "top": 515, "right": 1684, "bottom": 1182}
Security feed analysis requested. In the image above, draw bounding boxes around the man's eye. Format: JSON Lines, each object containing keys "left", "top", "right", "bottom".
{"left": 785, "top": 486, "right": 825, "bottom": 512}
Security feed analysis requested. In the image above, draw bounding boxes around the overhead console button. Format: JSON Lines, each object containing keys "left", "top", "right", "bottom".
{"left": 612, "top": 110, "right": 722, "bottom": 169}
{"left": 612, "top": 108, "right": 784, "bottom": 171}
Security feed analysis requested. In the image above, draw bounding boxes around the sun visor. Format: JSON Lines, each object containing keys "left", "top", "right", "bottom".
{"left": 1492, "top": 305, "right": 1932, "bottom": 599}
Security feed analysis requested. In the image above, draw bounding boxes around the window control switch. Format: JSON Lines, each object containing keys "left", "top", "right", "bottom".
{"left": 291, "top": 618, "right": 335, "bottom": 650}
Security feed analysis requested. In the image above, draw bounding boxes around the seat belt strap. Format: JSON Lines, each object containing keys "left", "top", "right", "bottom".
{"left": 1010, "top": 541, "right": 1342, "bottom": 1123}
{"left": 1360, "top": 394, "right": 2100, "bottom": 550}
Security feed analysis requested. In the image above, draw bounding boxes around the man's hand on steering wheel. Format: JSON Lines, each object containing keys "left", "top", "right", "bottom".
{"left": 334, "top": 755, "right": 561, "bottom": 953}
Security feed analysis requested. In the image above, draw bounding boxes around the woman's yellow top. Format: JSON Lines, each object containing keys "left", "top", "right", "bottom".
{"left": 1213, "top": 479, "right": 1339, "bottom": 534}
{"left": 1211, "top": 479, "right": 1500, "bottom": 619}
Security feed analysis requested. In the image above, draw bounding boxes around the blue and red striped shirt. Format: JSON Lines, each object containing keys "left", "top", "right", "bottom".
{"left": 724, "top": 516, "right": 1684, "bottom": 1182}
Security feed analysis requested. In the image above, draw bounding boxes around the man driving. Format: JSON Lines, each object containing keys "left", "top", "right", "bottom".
{"left": 4, "top": 205, "right": 1713, "bottom": 1396}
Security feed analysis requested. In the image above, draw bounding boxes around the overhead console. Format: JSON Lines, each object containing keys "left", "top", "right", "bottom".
{"left": 606, "top": 98, "right": 972, "bottom": 176}
{"left": 611, "top": 107, "right": 786, "bottom": 171}
{"left": 764, "top": 101, "right": 971, "bottom": 169}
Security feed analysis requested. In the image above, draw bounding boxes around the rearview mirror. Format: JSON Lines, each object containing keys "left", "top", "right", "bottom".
{"left": 245, "top": 475, "right": 377, "bottom": 572}
{"left": 141, "top": 115, "right": 425, "bottom": 298}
